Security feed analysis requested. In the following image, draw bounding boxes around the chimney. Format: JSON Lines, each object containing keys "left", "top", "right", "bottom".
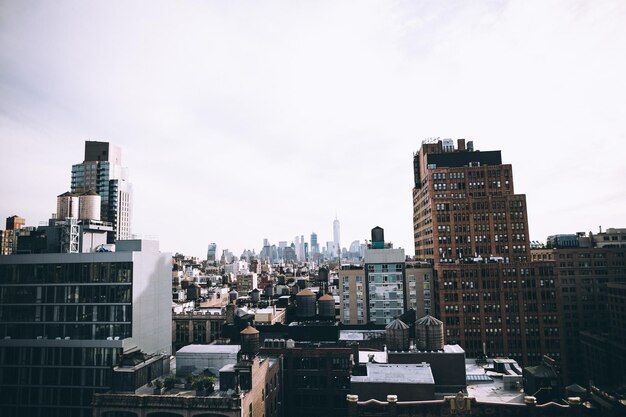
{"left": 457, "top": 139, "right": 466, "bottom": 151}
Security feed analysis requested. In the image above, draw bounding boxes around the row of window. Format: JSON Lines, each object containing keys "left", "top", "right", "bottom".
{"left": 0, "top": 262, "right": 133, "bottom": 284}
{"left": 0, "top": 346, "right": 120, "bottom": 367}
{"left": 0, "top": 322, "right": 131, "bottom": 340}
{"left": 0, "top": 304, "right": 131, "bottom": 323}
{"left": 0, "top": 284, "right": 132, "bottom": 305}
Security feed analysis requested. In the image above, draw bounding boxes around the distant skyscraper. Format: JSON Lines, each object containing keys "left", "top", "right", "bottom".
{"left": 293, "top": 235, "right": 305, "bottom": 262}
{"left": 71, "top": 141, "right": 132, "bottom": 243}
{"left": 293, "top": 236, "right": 300, "bottom": 261}
{"left": 310, "top": 232, "right": 320, "bottom": 260}
{"left": 207, "top": 242, "right": 217, "bottom": 262}
{"left": 261, "top": 238, "right": 271, "bottom": 261}
{"left": 333, "top": 217, "right": 341, "bottom": 254}
{"left": 326, "top": 241, "right": 336, "bottom": 258}
{"left": 221, "top": 249, "right": 234, "bottom": 264}
{"left": 278, "top": 241, "right": 287, "bottom": 261}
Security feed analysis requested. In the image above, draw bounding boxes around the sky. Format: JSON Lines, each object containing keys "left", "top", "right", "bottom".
{"left": 1, "top": 0, "right": 625, "bottom": 259}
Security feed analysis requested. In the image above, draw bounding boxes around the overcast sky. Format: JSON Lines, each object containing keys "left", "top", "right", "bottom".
{"left": 1, "top": 0, "right": 625, "bottom": 259}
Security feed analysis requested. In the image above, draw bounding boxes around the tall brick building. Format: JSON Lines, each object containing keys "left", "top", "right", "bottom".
{"left": 412, "top": 138, "right": 559, "bottom": 367}
{"left": 413, "top": 138, "right": 529, "bottom": 263}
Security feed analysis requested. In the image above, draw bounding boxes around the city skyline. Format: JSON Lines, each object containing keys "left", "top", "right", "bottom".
{"left": 1, "top": 1, "right": 625, "bottom": 259}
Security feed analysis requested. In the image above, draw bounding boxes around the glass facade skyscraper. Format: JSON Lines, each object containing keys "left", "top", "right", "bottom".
{"left": 71, "top": 141, "right": 132, "bottom": 243}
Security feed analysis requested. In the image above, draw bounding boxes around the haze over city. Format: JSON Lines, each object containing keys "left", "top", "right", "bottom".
{"left": 1, "top": 0, "right": 625, "bottom": 259}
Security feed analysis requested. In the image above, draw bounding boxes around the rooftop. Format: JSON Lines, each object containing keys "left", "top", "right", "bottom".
{"left": 339, "top": 330, "right": 386, "bottom": 341}
{"left": 465, "top": 359, "right": 526, "bottom": 405}
{"left": 352, "top": 363, "right": 435, "bottom": 385}
{"left": 176, "top": 345, "right": 240, "bottom": 355}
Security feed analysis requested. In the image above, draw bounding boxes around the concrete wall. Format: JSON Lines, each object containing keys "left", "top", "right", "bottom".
{"left": 128, "top": 240, "right": 172, "bottom": 356}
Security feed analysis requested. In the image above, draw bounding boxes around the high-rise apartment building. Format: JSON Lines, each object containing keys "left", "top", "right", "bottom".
{"left": 364, "top": 227, "right": 407, "bottom": 325}
{"left": 412, "top": 138, "right": 558, "bottom": 367}
{"left": 0, "top": 240, "right": 171, "bottom": 417}
{"left": 340, "top": 258, "right": 433, "bottom": 325}
{"left": 71, "top": 141, "right": 132, "bottom": 243}
{"left": 339, "top": 227, "right": 423, "bottom": 325}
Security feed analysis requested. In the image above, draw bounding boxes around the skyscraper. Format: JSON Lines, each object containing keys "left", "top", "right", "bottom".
{"left": 293, "top": 236, "right": 300, "bottom": 262}
{"left": 207, "top": 242, "right": 217, "bottom": 262}
{"left": 71, "top": 141, "right": 132, "bottom": 243}
{"left": 310, "top": 232, "right": 319, "bottom": 260}
{"left": 412, "top": 138, "right": 558, "bottom": 367}
{"left": 333, "top": 217, "right": 341, "bottom": 259}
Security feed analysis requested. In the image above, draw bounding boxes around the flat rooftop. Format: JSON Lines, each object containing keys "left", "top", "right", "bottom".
{"left": 465, "top": 359, "right": 525, "bottom": 405}
{"left": 339, "top": 330, "right": 386, "bottom": 341}
{"left": 352, "top": 363, "right": 435, "bottom": 385}
{"left": 176, "top": 345, "right": 240, "bottom": 355}
{"left": 386, "top": 344, "right": 465, "bottom": 354}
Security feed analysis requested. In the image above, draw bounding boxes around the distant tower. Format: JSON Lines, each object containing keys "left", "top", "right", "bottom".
{"left": 207, "top": 243, "right": 217, "bottom": 262}
{"left": 293, "top": 236, "right": 305, "bottom": 262}
{"left": 333, "top": 216, "right": 341, "bottom": 259}
{"left": 294, "top": 236, "right": 300, "bottom": 262}
{"left": 310, "top": 232, "right": 319, "bottom": 259}
{"left": 71, "top": 141, "right": 132, "bottom": 243}
{"left": 333, "top": 217, "right": 341, "bottom": 260}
